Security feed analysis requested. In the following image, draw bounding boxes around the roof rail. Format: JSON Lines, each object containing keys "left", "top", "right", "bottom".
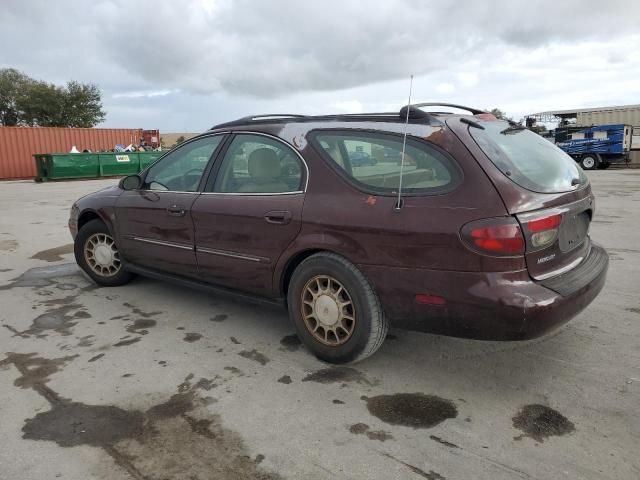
{"left": 211, "top": 114, "right": 306, "bottom": 129}
{"left": 403, "top": 102, "right": 487, "bottom": 115}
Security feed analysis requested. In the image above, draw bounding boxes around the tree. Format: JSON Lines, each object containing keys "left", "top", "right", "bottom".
{"left": 61, "top": 81, "right": 106, "bottom": 127}
{"left": 490, "top": 108, "right": 511, "bottom": 121}
{"left": 175, "top": 135, "right": 185, "bottom": 146}
{"left": 0, "top": 68, "right": 31, "bottom": 126}
{"left": 0, "top": 68, "right": 105, "bottom": 127}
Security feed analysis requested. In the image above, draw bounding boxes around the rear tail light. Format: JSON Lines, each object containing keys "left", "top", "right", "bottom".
{"left": 461, "top": 218, "right": 525, "bottom": 256}
{"left": 527, "top": 214, "right": 561, "bottom": 248}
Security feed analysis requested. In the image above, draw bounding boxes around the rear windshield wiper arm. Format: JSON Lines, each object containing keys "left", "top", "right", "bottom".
{"left": 500, "top": 124, "right": 527, "bottom": 135}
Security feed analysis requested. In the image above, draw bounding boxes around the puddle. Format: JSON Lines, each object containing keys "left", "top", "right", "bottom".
{"left": 5, "top": 355, "right": 282, "bottom": 479}
{"left": 0, "top": 352, "right": 77, "bottom": 391}
{"left": 224, "top": 366, "right": 244, "bottom": 376}
{"left": 302, "top": 367, "right": 375, "bottom": 386}
{"left": 126, "top": 319, "right": 157, "bottom": 335}
{"left": 88, "top": 353, "right": 105, "bottom": 362}
{"left": 123, "top": 302, "right": 162, "bottom": 318}
{"left": 0, "top": 263, "right": 79, "bottom": 290}
{"left": 348, "top": 423, "right": 393, "bottom": 442}
{"left": 184, "top": 333, "right": 203, "bottom": 343}
{"left": 277, "top": 375, "right": 292, "bottom": 384}
{"left": 365, "top": 393, "right": 457, "bottom": 428}
{"left": 238, "top": 349, "right": 270, "bottom": 365}
{"left": 210, "top": 314, "right": 228, "bottom": 322}
{"left": 9, "top": 304, "right": 89, "bottom": 337}
{"left": 113, "top": 337, "right": 141, "bottom": 347}
{"left": 230, "top": 336, "right": 241, "bottom": 344}
{"left": 30, "top": 244, "right": 74, "bottom": 262}
{"left": 279, "top": 334, "right": 302, "bottom": 352}
{"left": 23, "top": 402, "right": 145, "bottom": 447}
{"left": 512, "top": 404, "right": 575, "bottom": 442}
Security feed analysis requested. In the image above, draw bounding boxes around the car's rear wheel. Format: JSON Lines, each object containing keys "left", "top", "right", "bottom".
{"left": 74, "top": 219, "right": 133, "bottom": 286}
{"left": 287, "top": 252, "right": 388, "bottom": 364}
{"left": 580, "top": 154, "right": 600, "bottom": 170}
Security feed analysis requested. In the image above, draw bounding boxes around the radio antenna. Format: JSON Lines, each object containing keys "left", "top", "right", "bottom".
{"left": 395, "top": 75, "right": 413, "bottom": 210}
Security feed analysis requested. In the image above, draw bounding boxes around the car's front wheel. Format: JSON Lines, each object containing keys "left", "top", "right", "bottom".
{"left": 287, "top": 252, "right": 388, "bottom": 364}
{"left": 74, "top": 219, "right": 134, "bottom": 286}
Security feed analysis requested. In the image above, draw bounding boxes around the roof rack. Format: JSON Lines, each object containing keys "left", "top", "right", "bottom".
{"left": 211, "top": 114, "right": 307, "bottom": 129}
{"left": 402, "top": 102, "right": 487, "bottom": 116}
{"left": 210, "top": 108, "right": 452, "bottom": 130}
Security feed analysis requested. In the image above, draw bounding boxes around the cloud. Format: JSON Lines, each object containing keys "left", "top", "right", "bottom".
{"left": 1, "top": 0, "right": 639, "bottom": 130}
{"left": 112, "top": 89, "right": 177, "bottom": 99}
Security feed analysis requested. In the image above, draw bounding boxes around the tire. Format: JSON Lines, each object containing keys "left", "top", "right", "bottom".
{"left": 287, "top": 252, "right": 388, "bottom": 364}
{"left": 580, "top": 155, "right": 600, "bottom": 170}
{"left": 74, "top": 219, "right": 134, "bottom": 287}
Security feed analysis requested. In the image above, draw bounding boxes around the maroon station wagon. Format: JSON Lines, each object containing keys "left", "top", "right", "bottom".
{"left": 69, "top": 103, "right": 608, "bottom": 363}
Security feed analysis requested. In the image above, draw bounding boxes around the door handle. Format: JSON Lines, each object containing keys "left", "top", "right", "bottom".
{"left": 166, "top": 204, "right": 186, "bottom": 216}
{"left": 264, "top": 210, "right": 292, "bottom": 225}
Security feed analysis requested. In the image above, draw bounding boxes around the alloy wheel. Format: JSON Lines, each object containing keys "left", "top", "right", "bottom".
{"left": 83, "top": 232, "right": 121, "bottom": 277}
{"left": 300, "top": 275, "right": 356, "bottom": 346}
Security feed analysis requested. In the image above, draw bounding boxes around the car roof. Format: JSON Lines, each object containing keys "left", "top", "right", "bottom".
{"left": 209, "top": 103, "right": 489, "bottom": 132}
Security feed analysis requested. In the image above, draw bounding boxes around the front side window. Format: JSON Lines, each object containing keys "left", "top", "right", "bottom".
{"left": 311, "top": 131, "right": 459, "bottom": 194}
{"left": 144, "top": 135, "right": 223, "bottom": 192}
{"left": 212, "top": 134, "right": 303, "bottom": 193}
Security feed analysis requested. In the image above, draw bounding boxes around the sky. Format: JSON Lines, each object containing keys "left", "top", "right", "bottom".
{"left": 1, "top": 0, "right": 639, "bottom": 132}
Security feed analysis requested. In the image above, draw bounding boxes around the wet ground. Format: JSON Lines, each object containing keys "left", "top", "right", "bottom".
{"left": 0, "top": 173, "right": 639, "bottom": 479}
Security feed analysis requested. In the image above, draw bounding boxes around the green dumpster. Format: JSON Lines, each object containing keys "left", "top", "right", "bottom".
{"left": 33, "top": 150, "right": 169, "bottom": 181}
{"left": 33, "top": 153, "right": 99, "bottom": 182}
{"left": 98, "top": 152, "right": 141, "bottom": 176}
{"left": 140, "top": 151, "right": 165, "bottom": 169}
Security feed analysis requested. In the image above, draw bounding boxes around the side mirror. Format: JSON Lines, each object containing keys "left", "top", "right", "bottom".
{"left": 120, "top": 174, "right": 142, "bottom": 191}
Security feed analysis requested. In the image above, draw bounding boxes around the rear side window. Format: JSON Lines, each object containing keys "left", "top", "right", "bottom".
{"left": 311, "top": 131, "right": 460, "bottom": 195}
{"left": 469, "top": 120, "right": 588, "bottom": 193}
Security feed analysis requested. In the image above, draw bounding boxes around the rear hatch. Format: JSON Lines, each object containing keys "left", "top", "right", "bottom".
{"left": 460, "top": 118, "right": 593, "bottom": 280}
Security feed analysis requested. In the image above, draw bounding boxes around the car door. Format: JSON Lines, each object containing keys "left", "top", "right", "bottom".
{"left": 191, "top": 133, "right": 307, "bottom": 296}
{"left": 114, "top": 134, "right": 227, "bottom": 278}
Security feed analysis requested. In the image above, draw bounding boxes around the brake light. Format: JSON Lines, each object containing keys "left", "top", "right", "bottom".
{"left": 470, "top": 225, "right": 525, "bottom": 254}
{"left": 527, "top": 214, "right": 561, "bottom": 248}
{"left": 461, "top": 218, "right": 525, "bottom": 256}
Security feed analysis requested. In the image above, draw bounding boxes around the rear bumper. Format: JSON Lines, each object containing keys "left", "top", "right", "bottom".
{"left": 359, "top": 243, "right": 608, "bottom": 340}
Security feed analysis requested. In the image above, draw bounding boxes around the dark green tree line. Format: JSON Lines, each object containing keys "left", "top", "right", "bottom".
{"left": 0, "top": 68, "right": 105, "bottom": 127}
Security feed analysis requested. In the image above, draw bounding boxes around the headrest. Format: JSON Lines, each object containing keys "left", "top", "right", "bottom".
{"left": 248, "top": 148, "right": 280, "bottom": 179}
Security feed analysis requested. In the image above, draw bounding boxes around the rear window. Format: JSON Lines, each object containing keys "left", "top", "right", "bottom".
{"left": 310, "top": 131, "right": 460, "bottom": 195}
{"left": 469, "top": 120, "right": 588, "bottom": 193}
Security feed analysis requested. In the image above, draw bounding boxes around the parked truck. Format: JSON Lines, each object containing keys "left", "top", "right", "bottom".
{"left": 554, "top": 123, "right": 633, "bottom": 170}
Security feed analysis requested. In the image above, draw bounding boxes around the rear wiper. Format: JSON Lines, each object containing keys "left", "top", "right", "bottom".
{"left": 500, "top": 124, "right": 527, "bottom": 135}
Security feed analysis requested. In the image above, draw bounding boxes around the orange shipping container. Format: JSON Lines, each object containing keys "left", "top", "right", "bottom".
{"left": 0, "top": 127, "right": 144, "bottom": 180}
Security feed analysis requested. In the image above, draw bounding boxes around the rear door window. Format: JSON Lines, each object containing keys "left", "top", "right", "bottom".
{"left": 468, "top": 120, "right": 588, "bottom": 193}
{"left": 310, "top": 131, "right": 460, "bottom": 195}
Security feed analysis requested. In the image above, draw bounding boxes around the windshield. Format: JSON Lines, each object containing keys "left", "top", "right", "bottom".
{"left": 469, "top": 120, "right": 588, "bottom": 193}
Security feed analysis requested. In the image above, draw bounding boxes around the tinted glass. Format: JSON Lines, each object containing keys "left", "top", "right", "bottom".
{"left": 144, "top": 136, "right": 223, "bottom": 192}
{"left": 213, "top": 134, "right": 302, "bottom": 193}
{"left": 469, "top": 121, "right": 588, "bottom": 193}
{"left": 313, "top": 132, "right": 457, "bottom": 194}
